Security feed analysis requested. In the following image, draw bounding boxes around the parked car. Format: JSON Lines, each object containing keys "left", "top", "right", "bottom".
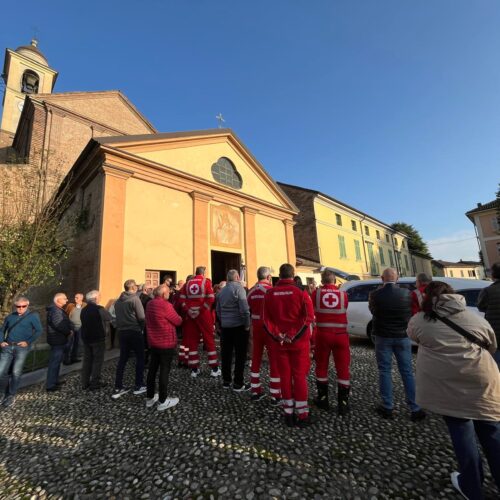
{"left": 339, "top": 277, "right": 491, "bottom": 342}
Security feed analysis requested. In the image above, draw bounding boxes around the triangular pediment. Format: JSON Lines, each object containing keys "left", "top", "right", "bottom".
{"left": 97, "top": 129, "right": 297, "bottom": 211}
{"left": 35, "top": 91, "right": 156, "bottom": 135}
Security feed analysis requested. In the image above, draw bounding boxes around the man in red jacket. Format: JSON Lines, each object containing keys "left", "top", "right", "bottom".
{"left": 312, "top": 269, "right": 350, "bottom": 415}
{"left": 145, "top": 284, "right": 182, "bottom": 411}
{"left": 411, "top": 273, "right": 432, "bottom": 316}
{"left": 247, "top": 266, "right": 281, "bottom": 403}
{"left": 179, "top": 266, "right": 220, "bottom": 378}
{"left": 263, "top": 263, "right": 315, "bottom": 427}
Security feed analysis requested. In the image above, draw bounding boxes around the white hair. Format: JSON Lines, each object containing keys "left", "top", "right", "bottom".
{"left": 53, "top": 293, "right": 66, "bottom": 304}
{"left": 86, "top": 290, "right": 100, "bottom": 302}
{"left": 257, "top": 266, "right": 270, "bottom": 280}
{"left": 14, "top": 295, "right": 30, "bottom": 305}
{"left": 227, "top": 269, "right": 239, "bottom": 282}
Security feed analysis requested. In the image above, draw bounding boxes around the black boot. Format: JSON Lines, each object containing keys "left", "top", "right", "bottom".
{"left": 284, "top": 414, "right": 296, "bottom": 427}
{"left": 314, "top": 381, "right": 329, "bottom": 410}
{"left": 337, "top": 384, "right": 350, "bottom": 416}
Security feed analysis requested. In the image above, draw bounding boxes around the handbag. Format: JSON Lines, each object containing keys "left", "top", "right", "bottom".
{"left": 435, "top": 313, "right": 491, "bottom": 350}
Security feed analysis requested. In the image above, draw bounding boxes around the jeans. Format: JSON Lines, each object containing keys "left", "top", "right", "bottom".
{"left": 374, "top": 335, "right": 420, "bottom": 412}
{"left": 146, "top": 348, "right": 175, "bottom": 403}
{"left": 114, "top": 330, "right": 145, "bottom": 390}
{"left": 493, "top": 350, "right": 500, "bottom": 370}
{"left": 64, "top": 328, "right": 81, "bottom": 363}
{"left": 0, "top": 345, "right": 31, "bottom": 397}
{"left": 46, "top": 345, "right": 66, "bottom": 390}
{"left": 443, "top": 416, "right": 500, "bottom": 500}
{"left": 221, "top": 326, "right": 249, "bottom": 387}
{"left": 81, "top": 341, "right": 106, "bottom": 389}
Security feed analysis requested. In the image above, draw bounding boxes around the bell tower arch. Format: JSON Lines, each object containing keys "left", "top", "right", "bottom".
{"left": 0, "top": 39, "right": 58, "bottom": 135}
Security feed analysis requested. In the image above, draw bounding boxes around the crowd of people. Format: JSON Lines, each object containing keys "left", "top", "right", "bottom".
{"left": 1, "top": 262, "right": 499, "bottom": 499}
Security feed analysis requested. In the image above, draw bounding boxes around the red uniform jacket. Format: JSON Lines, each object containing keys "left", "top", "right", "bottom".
{"left": 247, "top": 281, "right": 272, "bottom": 326}
{"left": 411, "top": 285, "right": 426, "bottom": 316}
{"left": 263, "top": 278, "right": 314, "bottom": 342}
{"left": 312, "top": 284, "right": 348, "bottom": 333}
{"left": 180, "top": 274, "right": 215, "bottom": 314}
{"left": 145, "top": 296, "right": 182, "bottom": 349}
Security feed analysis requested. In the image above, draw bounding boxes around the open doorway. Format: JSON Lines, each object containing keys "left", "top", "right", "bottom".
{"left": 211, "top": 250, "right": 241, "bottom": 285}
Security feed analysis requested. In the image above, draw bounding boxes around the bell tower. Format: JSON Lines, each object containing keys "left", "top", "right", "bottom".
{"left": 0, "top": 39, "right": 58, "bottom": 135}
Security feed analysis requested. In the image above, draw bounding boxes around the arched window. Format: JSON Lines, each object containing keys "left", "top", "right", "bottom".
{"left": 211, "top": 157, "right": 242, "bottom": 189}
{"left": 21, "top": 70, "right": 39, "bottom": 94}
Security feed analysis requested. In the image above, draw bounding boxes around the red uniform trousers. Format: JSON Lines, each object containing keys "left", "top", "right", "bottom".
{"left": 250, "top": 322, "right": 281, "bottom": 398}
{"left": 183, "top": 310, "right": 218, "bottom": 370}
{"left": 314, "top": 327, "right": 350, "bottom": 387}
{"left": 276, "top": 335, "right": 310, "bottom": 420}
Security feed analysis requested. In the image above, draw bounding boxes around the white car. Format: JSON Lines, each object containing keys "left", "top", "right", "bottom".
{"left": 339, "top": 277, "right": 491, "bottom": 342}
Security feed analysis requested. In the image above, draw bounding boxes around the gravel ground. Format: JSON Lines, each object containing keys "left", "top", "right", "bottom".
{"left": 0, "top": 338, "right": 497, "bottom": 500}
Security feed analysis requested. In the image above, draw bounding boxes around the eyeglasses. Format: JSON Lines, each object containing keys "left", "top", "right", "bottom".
{"left": 15, "top": 305, "right": 28, "bottom": 309}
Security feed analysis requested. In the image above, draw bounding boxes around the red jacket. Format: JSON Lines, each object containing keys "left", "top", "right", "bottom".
{"left": 145, "top": 296, "right": 182, "bottom": 349}
{"left": 411, "top": 285, "right": 426, "bottom": 316}
{"left": 263, "top": 279, "right": 314, "bottom": 342}
{"left": 312, "top": 284, "right": 348, "bottom": 332}
{"left": 179, "top": 274, "right": 215, "bottom": 314}
{"left": 247, "top": 280, "right": 272, "bottom": 325}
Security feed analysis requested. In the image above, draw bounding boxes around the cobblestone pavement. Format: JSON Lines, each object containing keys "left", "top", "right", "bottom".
{"left": 0, "top": 338, "right": 497, "bottom": 499}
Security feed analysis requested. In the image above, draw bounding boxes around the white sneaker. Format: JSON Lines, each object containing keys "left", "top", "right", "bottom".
{"left": 145, "top": 394, "right": 159, "bottom": 408}
{"left": 450, "top": 472, "right": 468, "bottom": 499}
{"left": 211, "top": 368, "right": 221, "bottom": 377}
{"left": 133, "top": 386, "right": 147, "bottom": 395}
{"left": 191, "top": 369, "right": 200, "bottom": 378}
{"left": 157, "top": 397, "right": 179, "bottom": 411}
{"left": 111, "top": 388, "right": 130, "bottom": 400}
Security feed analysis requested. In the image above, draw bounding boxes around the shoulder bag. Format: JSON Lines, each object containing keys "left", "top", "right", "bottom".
{"left": 435, "top": 313, "right": 491, "bottom": 350}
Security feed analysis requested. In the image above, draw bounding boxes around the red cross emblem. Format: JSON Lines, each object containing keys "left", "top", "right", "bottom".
{"left": 322, "top": 292, "right": 339, "bottom": 308}
{"left": 189, "top": 283, "right": 200, "bottom": 295}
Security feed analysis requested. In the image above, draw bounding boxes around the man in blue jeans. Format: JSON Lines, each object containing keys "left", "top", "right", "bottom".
{"left": 368, "top": 268, "right": 426, "bottom": 422}
{"left": 46, "top": 293, "right": 73, "bottom": 392}
{"left": 0, "top": 296, "right": 42, "bottom": 407}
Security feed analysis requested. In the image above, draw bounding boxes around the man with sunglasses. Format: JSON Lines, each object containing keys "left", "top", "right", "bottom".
{"left": 0, "top": 296, "right": 42, "bottom": 407}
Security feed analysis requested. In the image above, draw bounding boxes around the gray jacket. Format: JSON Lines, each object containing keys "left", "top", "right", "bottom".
{"left": 478, "top": 280, "right": 500, "bottom": 346}
{"left": 216, "top": 281, "right": 250, "bottom": 329}
{"left": 114, "top": 291, "right": 145, "bottom": 333}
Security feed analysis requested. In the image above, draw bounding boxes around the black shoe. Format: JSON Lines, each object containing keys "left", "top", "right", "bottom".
{"left": 222, "top": 382, "right": 231, "bottom": 389}
{"left": 232, "top": 383, "right": 251, "bottom": 393}
{"left": 270, "top": 397, "right": 282, "bottom": 407}
{"left": 70, "top": 358, "right": 82, "bottom": 364}
{"left": 375, "top": 404, "right": 393, "bottom": 419}
{"left": 90, "top": 382, "right": 107, "bottom": 391}
{"left": 296, "top": 416, "right": 313, "bottom": 428}
{"left": 56, "top": 380, "right": 66, "bottom": 386}
{"left": 62, "top": 361, "right": 72, "bottom": 366}
{"left": 46, "top": 387, "right": 61, "bottom": 392}
{"left": 251, "top": 393, "right": 265, "bottom": 402}
{"left": 284, "top": 414, "right": 295, "bottom": 427}
{"left": 411, "top": 409, "right": 426, "bottom": 422}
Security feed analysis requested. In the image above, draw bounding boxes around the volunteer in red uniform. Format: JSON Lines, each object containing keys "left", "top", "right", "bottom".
{"left": 411, "top": 273, "right": 432, "bottom": 316}
{"left": 179, "top": 267, "right": 221, "bottom": 378}
{"left": 263, "top": 263, "right": 315, "bottom": 427}
{"left": 247, "top": 266, "right": 281, "bottom": 403}
{"left": 312, "top": 269, "right": 350, "bottom": 415}
{"left": 174, "top": 277, "right": 190, "bottom": 368}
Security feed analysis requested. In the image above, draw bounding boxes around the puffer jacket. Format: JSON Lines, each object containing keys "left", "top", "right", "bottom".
{"left": 478, "top": 280, "right": 500, "bottom": 346}
{"left": 145, "top": 296, "right": 182, "bottom": 349}
{"left": 46, "top": 305, "right": 73, "bottom": 346}
{"left": 408, "top": 294, "right": 500, "bottom": 420}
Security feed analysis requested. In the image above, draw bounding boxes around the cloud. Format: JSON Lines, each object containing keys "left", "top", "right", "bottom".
{"left": 427, "top": 230, "right": 480, "bottom": 262}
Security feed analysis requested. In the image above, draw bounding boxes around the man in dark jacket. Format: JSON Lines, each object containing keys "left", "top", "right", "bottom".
{"left": 0, "top": 296, "right": 42, "bottom": 407}
{"left": 369, "top": 268, "right": 425, "bottom": 421}
{"left": 112, "top": 279, "right": 146, "bottom": 399}
{"left": 478, "top": 261, "right": 500, "bottom": 369}
{"left": 46, "top": 293, "right": 73, "bottom": 392}
{"left": 81, "top": 290, "right": 113, "bottom": 390}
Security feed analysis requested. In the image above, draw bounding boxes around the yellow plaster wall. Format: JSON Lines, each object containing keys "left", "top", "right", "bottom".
{"left": 254, "top": 214, "right": 288, "bottom": 277}
{"left": 134, "top": 141, "right": 283, "bottom": 206}
{"left": 122, "top": 178, "right": 194, "bottom": 284}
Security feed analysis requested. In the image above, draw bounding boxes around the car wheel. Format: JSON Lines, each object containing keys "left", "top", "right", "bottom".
{"left": 367, "top": 321, "right": 375, "bottom": 345}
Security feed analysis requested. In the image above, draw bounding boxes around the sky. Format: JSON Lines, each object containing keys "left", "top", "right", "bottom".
{"left": 1, "top": 0, "right": 499, "bottom": 261}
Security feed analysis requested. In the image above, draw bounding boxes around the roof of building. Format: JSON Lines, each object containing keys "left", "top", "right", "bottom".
{"left": 466, "top": 199, "right": 499, "bottom": 220}
{"left": 432, "top": 259, "right": 482, "bottom": 268}
{"left": 278, "top": 181, "right": 407, "bottom": 236}
{"left": 15, "top": 39, "right": 48, "bottom": 66}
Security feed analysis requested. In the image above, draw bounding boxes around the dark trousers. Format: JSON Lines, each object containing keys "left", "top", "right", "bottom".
{"left": 64, "top": 328, "right": 81, "bottom": 363}
{"left": 46, "top": 345, "right": 65, "bottom": 390}
{"left": 443, "top": 415, "right": 500, "bottom": 500}
{"left": 81, "top": 341, "right": 106, "bottom": 389}
{"left": 114, "top": 330, "right": 145, "bottom": 390}
{"left": 221, "top": 326, "right": 249, "bottom": 388}
{"left": 146, "top": 348, "right": 175, "bottom": 404}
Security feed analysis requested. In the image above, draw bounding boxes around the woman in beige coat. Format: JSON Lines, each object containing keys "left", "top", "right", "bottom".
{"left": 408, "top": 281, "right": 500, "bottom": 500}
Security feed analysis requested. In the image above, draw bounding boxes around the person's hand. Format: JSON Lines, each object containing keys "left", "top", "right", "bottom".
{"left": 188, "top": 308, "right": 200, "bottom": 319}
{"left": 17, "top": 341, "right": 28, "bottom": 348}
{"left": 0, "top": 342, "right": 8, "bottom": 348}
